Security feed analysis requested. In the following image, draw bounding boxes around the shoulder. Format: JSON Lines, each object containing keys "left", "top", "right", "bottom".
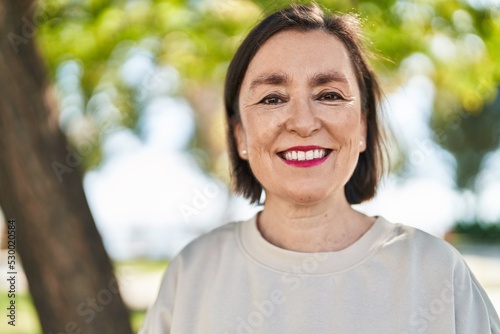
{"left": 376, "top": 219, "right": 480, "bottom": 297}
{"left": 378, "top": 218, "right": 466, "bottom": 269}
{"left": 183, "top": 220, "right": 241, "bottom": 253}
{"left": 382, "top": 219, "right": 500, "bottom": 331}
{"left": 383, "top": 218, "right": 457, "bottom": 253}
{"left": 140, "top": 222, "right": 244, "bottom": 334}
{"left": 170, "top": 220, "right": 244, "bottom": 270}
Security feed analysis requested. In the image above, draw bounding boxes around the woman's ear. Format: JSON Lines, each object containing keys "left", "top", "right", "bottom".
{"left": 359, "top": 114, "right": 367, "bottom": 153}
{"left": 234, "top": 122, "right": 248, "bottom": 160}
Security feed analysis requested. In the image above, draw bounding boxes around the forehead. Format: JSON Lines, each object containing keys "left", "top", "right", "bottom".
{"left": 242, "top": 29, "right": 357, "bottom": 88}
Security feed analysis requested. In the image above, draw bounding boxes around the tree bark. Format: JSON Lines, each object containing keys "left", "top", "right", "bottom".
{"left": 0, "top": 1, "right": 133, "bottom": 333}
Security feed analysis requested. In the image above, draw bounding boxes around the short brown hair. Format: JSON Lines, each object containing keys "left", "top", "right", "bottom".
{"left": 224, "top": 4, "right": 385, "bottom": 204}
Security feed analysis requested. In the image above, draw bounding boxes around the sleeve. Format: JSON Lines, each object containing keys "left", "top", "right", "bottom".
{"left": 453, "top": 256, "right": 500, "bottom": 334}
{"left": 139, "top": 257, "right": 180, "bottom": 334}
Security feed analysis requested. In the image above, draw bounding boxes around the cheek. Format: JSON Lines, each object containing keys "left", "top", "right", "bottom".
{"left": 242, "top": 113, "right": 282, "bottom": 148}
{"left": 322, "top": 110, "right": 361, "bottom": 139}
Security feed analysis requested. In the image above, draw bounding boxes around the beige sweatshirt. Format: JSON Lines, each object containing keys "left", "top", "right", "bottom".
{"left": 140, "top": 215, "right": 500, "bottom": 333}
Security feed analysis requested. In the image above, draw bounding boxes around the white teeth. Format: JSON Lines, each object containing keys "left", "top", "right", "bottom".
{"left": 282, "top": 149, "right": 328, "bottom": 161}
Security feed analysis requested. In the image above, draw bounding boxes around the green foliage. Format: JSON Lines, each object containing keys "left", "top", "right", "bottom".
{"left": 36, "top": 0, "right": 262, "bottom": 170}
{"left": 34, "top": 0, "right": 500, "bottom": 179}
{"left": 432, "top": 88, "right": 500, "bottom": 191}
{"left": 38, "top": 0, "right": 260, "bottom": 85}
{"left": 453, "top": 220, "right": 500, "bottom": 244}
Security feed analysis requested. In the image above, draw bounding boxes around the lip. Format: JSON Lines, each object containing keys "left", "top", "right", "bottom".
{"left": 278, "top": 145, "right": 332, "bottom": 168}
{"left": 283, "top": 145, "right": 325, "bottom": 151}
{"left": 282, "top": 155, "right": 330, "bottom": 167}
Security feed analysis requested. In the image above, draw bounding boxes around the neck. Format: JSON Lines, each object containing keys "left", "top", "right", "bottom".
{"left": 257, "top": 193, "right": 375, "bottom": 252}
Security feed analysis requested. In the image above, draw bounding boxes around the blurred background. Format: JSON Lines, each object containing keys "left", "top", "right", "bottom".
{"left": 0, "top": 0, "right": 499, "bottom": 332}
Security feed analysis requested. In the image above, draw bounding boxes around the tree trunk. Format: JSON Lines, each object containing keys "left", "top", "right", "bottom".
{"left": 0, "top": 1, "right": 133, "bottom": 333}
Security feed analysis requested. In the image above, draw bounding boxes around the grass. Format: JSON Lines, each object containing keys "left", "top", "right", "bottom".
{"left": 131, "top": 310, "right": 148, "bottom": 332}
{"left": 0, "top": 293, "right": 148, "bottom": 334}
{"left": 0, "top": 293, "right": 41, "bottom": 334}
{"left": 0, "top": 259, "right": 168, "bottom": 333}
{"left": 115, "top": 258, "right": 169, "bottom": 272}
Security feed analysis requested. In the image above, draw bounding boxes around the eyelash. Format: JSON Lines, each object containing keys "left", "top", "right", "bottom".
{"left": 258, "top": 92, "right": 344, "bottom": 105}
{"left": 258, "top": 94, "right": 286, "bottom": 105}
{"left": 317, "top": 92, "right": 344, "bottom": 101}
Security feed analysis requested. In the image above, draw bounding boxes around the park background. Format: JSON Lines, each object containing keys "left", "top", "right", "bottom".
{"left": 0, "top": 0, "right": 499, "bottom": 332}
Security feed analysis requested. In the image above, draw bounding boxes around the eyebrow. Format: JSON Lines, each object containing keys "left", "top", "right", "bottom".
{"left": 249, "top": 71, "right": 349, "bottom": 91}
{"left": 249, "top": 72, "right": 290, "bottom": 91}
{"left": 308, "top": 72, "right": 349, "bottom": 86}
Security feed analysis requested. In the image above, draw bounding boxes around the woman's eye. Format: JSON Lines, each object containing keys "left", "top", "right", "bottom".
{"left": 259, "top": 95, "right": 283, "bottom": 105}
{"left": 319, "top": 92, "right": 343, "bottom": 101}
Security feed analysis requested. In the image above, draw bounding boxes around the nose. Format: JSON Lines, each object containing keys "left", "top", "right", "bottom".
{"left": 284, "top": 98, "right": 320, "bottom": 137}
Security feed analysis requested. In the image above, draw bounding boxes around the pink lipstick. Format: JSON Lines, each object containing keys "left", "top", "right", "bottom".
{"left": 279, "top": 145, "right": 331, "bottom": 168}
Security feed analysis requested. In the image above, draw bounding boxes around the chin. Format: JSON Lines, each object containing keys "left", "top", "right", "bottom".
{"left": 280, "top": 186, "right": 338, "bottom": 206}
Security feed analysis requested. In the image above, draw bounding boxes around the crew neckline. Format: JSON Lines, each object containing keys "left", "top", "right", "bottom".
{"left": 237, "top": 214, "right": 396, "bottom": 275}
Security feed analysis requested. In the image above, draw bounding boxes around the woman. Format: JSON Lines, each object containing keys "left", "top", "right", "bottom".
{"left": 141, "top": 4, "right": 500, "bottom": 333}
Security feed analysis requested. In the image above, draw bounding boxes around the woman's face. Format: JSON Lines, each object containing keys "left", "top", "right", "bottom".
{"left": 235, "top": 29, "right": 367, "bottom": 205}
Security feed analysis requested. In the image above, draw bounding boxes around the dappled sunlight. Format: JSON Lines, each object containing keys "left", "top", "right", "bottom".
{"left": 1, "top": 0, "right": 499, "bottom": 332}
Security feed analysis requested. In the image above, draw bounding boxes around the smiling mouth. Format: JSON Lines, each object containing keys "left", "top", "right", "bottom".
{"left": 279, "top": 148, "right": 332, "bottom": 161}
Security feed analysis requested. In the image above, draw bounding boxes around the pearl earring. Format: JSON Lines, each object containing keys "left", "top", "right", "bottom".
{"left": 241, "top": 150, "right": 247, "bottom": 155}
{"left": 359, "top": 140, "right": 364, "bottom": 146}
